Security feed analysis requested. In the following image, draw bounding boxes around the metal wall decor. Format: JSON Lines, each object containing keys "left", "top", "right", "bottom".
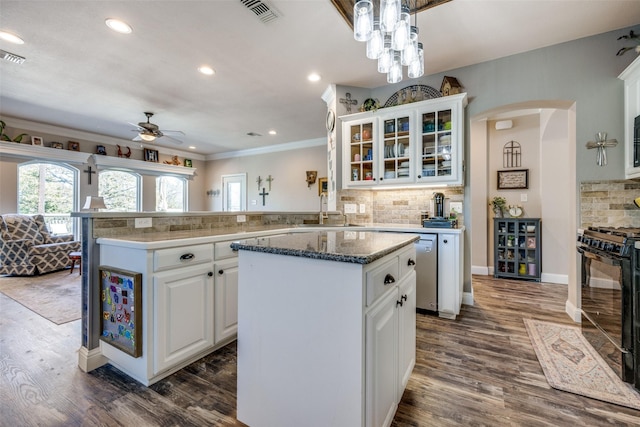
{"left": 339, "top": 93, "right": 358, "bottom": 113}
{"left": 383, "top": 84, "right": 441, "bottom": 108}
{"left": 503, "top": 140, "right": 521, "bottom": 168}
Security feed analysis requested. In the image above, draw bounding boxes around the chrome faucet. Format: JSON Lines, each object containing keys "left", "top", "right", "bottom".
{"left": 319, "top": 193, "right": 328, "bottom": 224}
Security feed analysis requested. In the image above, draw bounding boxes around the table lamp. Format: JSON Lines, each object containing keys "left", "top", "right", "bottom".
{"left": 83, "top": 196, "right": 106, "bottom": 211}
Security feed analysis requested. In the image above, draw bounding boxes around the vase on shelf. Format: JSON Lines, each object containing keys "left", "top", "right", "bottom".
{"left": 493, "top": 207, "right": 503, "bottom": 218}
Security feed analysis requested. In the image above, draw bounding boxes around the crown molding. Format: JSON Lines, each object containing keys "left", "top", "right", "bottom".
{"left": 207, "top": 137, "right": 325, "bottom": 160}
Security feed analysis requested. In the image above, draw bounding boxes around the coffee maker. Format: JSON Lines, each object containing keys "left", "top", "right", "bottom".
{"left": 423, "top": 192, "right": 458, "bottom": 228}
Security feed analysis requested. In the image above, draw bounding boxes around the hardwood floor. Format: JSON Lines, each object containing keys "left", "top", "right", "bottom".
{"left": 1, "top": 275, "right": 639, "bottom": 426}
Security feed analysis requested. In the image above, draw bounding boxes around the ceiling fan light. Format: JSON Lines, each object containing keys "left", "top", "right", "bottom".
{"left": 0, "top": 31, "right": 24, "bottom": 44}
{"left": 139, "top": 133, "right": 156, "bottom": 142}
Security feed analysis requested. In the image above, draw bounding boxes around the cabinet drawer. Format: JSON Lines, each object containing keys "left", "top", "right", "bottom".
{"left": 366, "top": 257, "right": 399, "bottom": 307}
{"left": 215, "top": 240, "right": 237, "bottom": 260}
{"left": 398, "top": 245, "right": 416, "bottom": 280}
{"left": 154, "top": 244, "right": 213, "bottom": 272}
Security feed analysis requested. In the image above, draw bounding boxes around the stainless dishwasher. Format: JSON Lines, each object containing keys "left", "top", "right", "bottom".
{"left": 415, "top": 234, "right": 438, "bottom": 313}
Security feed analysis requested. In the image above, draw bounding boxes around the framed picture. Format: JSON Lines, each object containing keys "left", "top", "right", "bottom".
{"left": 68, "top": 141, "right": 80, "bottom": 151}
{"left": 184, "top": 159, "right": 192, "bottom": 167}
{"left": 318, "top": 177, "right": 328, "bottom": 196}
{"left": 144, "top": 148, "right": 159, "bottom": 162}
{"left": 96, "top": 145, "right": 107, "bottom": 155}
{"left": 31, "top": 136, "right": 43, "bottom": 146}
{"left": 497, "top": 169, "right": 529, "bottom": 190}
{"left": 99, "top": 266, "right": 142, "bottom": 358}
{"left": 51, "top": 141, "right": 63, "bottom": 149}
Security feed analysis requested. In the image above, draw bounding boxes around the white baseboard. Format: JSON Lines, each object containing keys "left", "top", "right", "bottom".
{"left": 471, "top": 265, "right": 490, "bottom": 275}
{"left": 462, "top": 291, "right": 474, "bottom": 306}
{"left": 540, "top": 273, "right": 568, "bottom": 285}
{"left": 78, "top": 346, "right": 108, "bottom": 372}
{"left": 565, "top": 299, "right": 581, "bottom": 323}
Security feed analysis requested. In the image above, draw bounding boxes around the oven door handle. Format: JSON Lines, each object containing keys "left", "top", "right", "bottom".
{"left": 577, "top": 247, "right": 623, "bottom": 267}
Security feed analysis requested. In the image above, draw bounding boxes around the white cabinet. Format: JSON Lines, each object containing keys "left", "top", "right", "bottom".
{"left": 214, "top": 258, "right": 239, "bottom": 344}
{"left": 438, "top": 232, "right": 464, "bottom": 319}
{"left": 236, "top": 240, "right": 417, "bottom": 427}
{"left": 619, "top": 55, "right": 640, "bottom": 179}
{"left": 153, "top": 263, "right": 214, "bottom": 374}
{"left": 365, "top": 269, "right": 416, "bottom": 427}
{"left": 341, "top": 93, "right": 467, "bottom": 188}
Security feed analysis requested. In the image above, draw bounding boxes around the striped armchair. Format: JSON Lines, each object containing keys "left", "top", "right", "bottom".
{"left": 0, "top": 214, "right": 80, "bottom": 276}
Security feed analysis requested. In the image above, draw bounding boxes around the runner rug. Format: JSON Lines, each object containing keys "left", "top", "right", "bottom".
{"left": 0, "top": 268, "right": 81, "bottom": 324}
{"left": 524, "top": 318, "right": 640, "bottom": 410}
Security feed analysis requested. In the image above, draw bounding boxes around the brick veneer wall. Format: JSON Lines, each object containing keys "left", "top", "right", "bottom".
{"left": 580, "top": 179, "right": 640, "bottom": 228}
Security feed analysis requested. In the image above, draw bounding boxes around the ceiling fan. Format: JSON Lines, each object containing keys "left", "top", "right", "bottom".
{"left": 129, "top": 112, "right": 184, "bottom": 145}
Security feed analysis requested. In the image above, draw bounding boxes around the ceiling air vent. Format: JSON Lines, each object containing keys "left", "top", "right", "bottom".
{"left": 0, "top": 49, "right": 25, "bottom": 64}
{"left": 240, "top": 0, "right": 280, "bottom": 24}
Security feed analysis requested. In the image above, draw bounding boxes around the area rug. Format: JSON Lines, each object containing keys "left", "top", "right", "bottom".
{"left": 0, "top": 269, "right": 81, "bottom": 324}
{"left": 524, "top": 318, "right": 640, "bottom": 410}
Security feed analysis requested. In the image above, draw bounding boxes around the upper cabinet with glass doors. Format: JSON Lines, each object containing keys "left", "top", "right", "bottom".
{"left": 340, "top": 93, "right": 467, "bottom": 189}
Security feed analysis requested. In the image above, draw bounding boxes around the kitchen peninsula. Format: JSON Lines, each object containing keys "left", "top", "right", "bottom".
{"left": 231, "top": 231, "right": 419, "bottom": 427}
{"left": 74, "top": 211, "right": 465, "bottom": 391}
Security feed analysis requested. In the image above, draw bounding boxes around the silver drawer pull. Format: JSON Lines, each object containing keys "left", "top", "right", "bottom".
{"left": 179, "top": 253, "right": 195, "bottom": 261}
{"left": 384, "top": 274, "right": 396, "bottom": 285}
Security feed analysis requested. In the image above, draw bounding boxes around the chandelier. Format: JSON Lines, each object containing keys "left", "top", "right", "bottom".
{"left": 353, "top": 0, "right": 424, "bottom": 83}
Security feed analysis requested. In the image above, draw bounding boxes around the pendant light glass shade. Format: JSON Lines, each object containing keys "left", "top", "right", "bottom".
{"left": 366, "top": 21, "right": 383, "bottom": 59}
{"left": 401, "top": 26, "right": 418, "bottom": 66}
{"left": 378, "top": 36, "right": 393, "bottom": 73}
{"left": 380, "top": 0, "right": 400, "bottom": 33}
{"left": 354, "top": 0, "right": 374, "bottom": 42}
{"left": 392, "top": 5, "right": 411, "bottom": 51}
{"left": 408, "top": 42, "right": 424, "bottom": 79}
{"left": 387, "top": 51, "right": 403, "bottom": 84}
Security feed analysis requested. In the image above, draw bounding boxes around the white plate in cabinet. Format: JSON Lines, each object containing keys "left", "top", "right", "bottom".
{"left": 154, "top": 244, "right": 213, "bottom": 272}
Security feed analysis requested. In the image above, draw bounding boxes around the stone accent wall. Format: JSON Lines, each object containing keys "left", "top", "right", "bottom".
{"left": 580, "top": 179, "right": 640, "bottom": 228}
{"left": 90, "top": 212, "right": 345, "bottom": 238}
{"left": 336, "top": 187, "right": 464, "bottom": 225}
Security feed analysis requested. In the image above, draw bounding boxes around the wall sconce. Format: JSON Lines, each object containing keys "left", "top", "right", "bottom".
{"left": 206, "top": 189, "right": 220, "bottom": 197}
{"left": 586, "top": 132, "right": 617, "bottom": 166}
{"left": 306, "top": 171, "right": 317, "bottom": 188}
{"left": 82, "top": 196, "right": 106, "bottom": 211}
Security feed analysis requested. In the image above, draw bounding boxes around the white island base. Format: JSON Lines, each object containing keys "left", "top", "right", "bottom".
{"left": 235, "top": 233, "right": 417, "bottom": 427}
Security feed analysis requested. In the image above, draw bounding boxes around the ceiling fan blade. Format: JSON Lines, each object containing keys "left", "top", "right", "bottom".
{"left": 160, "top": 134, "right": 184, "bottom": 145}
{"left": 128, "top": 122, "right": 146, "bottom": 131}
{"left": 159, "top": 130, "right": 185, "bottom": 135}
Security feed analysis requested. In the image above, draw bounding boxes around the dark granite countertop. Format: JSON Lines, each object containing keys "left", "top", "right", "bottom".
{"left": 230, "top": 231, "right": 419, "bottom": 265}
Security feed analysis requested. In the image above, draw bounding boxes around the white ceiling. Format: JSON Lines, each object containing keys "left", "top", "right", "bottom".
{"left": 0, "top": 0, "right": 639, "bottom": 157}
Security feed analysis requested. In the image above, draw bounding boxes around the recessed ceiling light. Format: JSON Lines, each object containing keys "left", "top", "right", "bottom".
{"left": 198, "top": 65, "right": 215, "bottom": 76}
{"left": 0, "top": 31, "right": 24, "bottom": 44}
{"left": 188, "top": 146, "right": 196, "bottom": 150}
{"left": 268, "top": 130, "right": 277, "bottom": 135}
{"left": 105, "top": 18, "right": 133, "bottom": 34}
{"left": 307, "top": 73, "right": 321, "bottom": 82}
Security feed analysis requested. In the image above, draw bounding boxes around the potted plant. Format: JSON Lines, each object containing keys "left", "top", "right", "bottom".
{"left": 490, "top": 196, "right": 507, "bottom": 217}
{"left": 0, "top": 120, "right": 28, "bottom": 143}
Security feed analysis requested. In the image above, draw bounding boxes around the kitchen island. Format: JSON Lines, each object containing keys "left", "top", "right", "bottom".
{"left": 231, "top": 231, "right": 419, "bottom": 427}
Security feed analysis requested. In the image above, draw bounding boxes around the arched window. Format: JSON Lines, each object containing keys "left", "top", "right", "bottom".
{"left": 156, "top": 176, "right": 187, "bottom": 212}
{"left": 99, "top": 170, "right": 141, "bottom": 211}
{"left": 17, "top": 161, "right": 78, "bottom": 234}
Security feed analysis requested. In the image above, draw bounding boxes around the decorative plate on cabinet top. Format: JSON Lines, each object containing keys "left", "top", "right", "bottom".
{"left": 508, "top": 206, "right": 523, "bottom": 218}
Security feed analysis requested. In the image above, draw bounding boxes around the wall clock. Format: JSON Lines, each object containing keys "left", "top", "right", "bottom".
{"left": 326, "top": 109, "right": 335, "bottom": 132}
{"left": 508, "top": 206, "right": 523, "bottom": 218}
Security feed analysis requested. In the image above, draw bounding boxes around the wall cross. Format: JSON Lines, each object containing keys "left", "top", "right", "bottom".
{"left": 84, "top": 166, "right": 96, "bottom": 185}
{"left": 339, "top": 93, "right": 358, "bottom": 114}
{"left": 259, "top": 187, "right": 269, "bottom": 206}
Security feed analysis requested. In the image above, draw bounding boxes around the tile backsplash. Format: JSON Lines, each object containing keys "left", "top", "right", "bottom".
{"left": 580, "top": 179, "right": 640, "bottom": 228}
